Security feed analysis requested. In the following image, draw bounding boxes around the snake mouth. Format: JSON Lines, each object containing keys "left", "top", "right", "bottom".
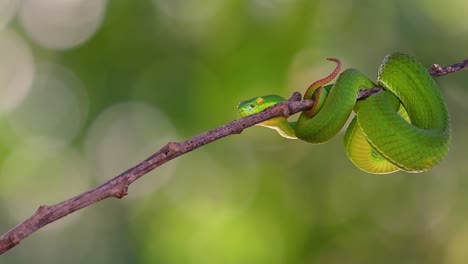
{"left": 238, "top": 108, "right": 251, "bottom": 117}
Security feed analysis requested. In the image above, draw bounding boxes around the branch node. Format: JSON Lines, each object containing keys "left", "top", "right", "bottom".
{"left": 10, "top": 234, "right": 20, "bottom": 245}
{"left": 167, "top": 142, "right": 181, "bottom": 153}
{"left": 113, "top": 184, "right": 128, "bottom": 199}
{"left": 289, "top": 92, "right": 302, "bottom": 101}
{"left": 428, "top": 58, "right": 468, "bottom": 77}
{"left": 36, "top": 205, "right": 49, "bottom": 214}
{"left": 429, "top": 64, "right": 444, "bottom": 75}
{"left": 280, "top": 91, "right": 305, "bottom": 117}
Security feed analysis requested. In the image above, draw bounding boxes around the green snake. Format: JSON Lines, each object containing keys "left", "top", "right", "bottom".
{"left": 237, "top": 53, "right": 451, "bottom": 174}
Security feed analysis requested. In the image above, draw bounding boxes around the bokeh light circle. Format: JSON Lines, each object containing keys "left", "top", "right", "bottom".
{"left": 0, "top": 29, "right": 35, "bottom": 114}
{"left": 19, "top": 0, "right": 107, "bottom": 50}
{"left": 6, "top": 62, "right": 89, "bottom": 142}
{"left": 85, "top": 101, "right": 178, "bottom": 198}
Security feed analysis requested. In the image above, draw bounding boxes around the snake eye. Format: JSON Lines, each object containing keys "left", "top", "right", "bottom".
{"left": 256, "top": 97, "right": 264, "bottom": 105}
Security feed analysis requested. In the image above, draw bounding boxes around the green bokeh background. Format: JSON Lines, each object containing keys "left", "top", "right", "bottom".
{"left": 1, "top": 0, "right": 468, "bottom": 263}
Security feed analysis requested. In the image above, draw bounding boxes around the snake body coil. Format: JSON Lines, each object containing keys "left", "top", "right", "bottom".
{"left": 238, "top": 53, "right": 451, "bottom": 174}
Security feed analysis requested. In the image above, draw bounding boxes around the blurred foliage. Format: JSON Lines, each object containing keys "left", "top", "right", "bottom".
{"left": 1, "top": 0, "right": 468, "bottom": 263}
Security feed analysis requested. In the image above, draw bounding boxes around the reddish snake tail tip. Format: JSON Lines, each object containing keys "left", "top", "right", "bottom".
{"left": 303, "top": 58, "right": 342, "bottom": 100}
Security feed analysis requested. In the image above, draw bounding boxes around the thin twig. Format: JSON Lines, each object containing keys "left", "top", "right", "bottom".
{"left": 428, "top": 59, "right": 468, "bottom": 77}
{"left": 0, "top": 92, "right": 310, "bottom": 254}
{"left": 0, "top": 58, "right": 466, "bottom": 255}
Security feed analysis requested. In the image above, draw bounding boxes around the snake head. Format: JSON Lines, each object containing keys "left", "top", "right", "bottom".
{"left": 237, "top": 95, "right": 286, "bottom": 117}
{"left": 237, "top": 94, "right": 297, "bottom": 139}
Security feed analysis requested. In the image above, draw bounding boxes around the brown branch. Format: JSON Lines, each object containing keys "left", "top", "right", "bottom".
{"left": 0, "top": 58, "right": 466, "bottom": 255}
{"left": 428, "top": 58, "right": 468, "bottom": 77}
{"left": 0, "top": 92, "right": 310, "bottom": 254}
